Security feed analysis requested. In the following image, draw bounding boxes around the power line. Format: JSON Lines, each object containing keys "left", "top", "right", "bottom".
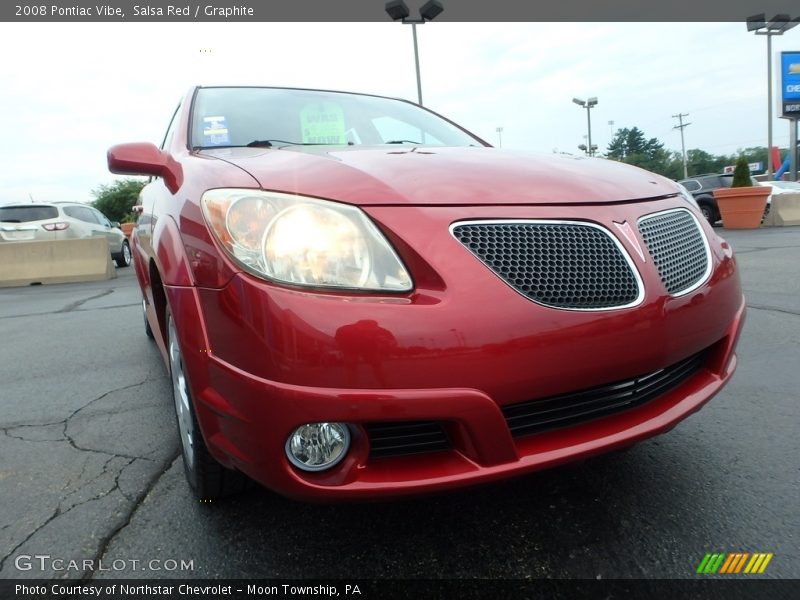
{"left": 672, "top": 113, "right": 691, "bottom": 178}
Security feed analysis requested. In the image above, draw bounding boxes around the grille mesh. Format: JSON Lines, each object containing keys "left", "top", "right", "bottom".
{"left": 452, "top": 222, "right": 640, "bottom": 309}
{"left": 638, "top": 210, "right": 709, "bottom": 295}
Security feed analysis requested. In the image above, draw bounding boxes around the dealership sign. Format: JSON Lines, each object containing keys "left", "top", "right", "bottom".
{"left": 782, "top": 51, "right": 800, "bottom": 117}
{"left": 722, "top": 162, "right": 763, "bottom": 174}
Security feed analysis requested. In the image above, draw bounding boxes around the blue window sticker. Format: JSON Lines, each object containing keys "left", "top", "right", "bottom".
{"left": 202, "top": 115, "right": 230, "bottom": 146}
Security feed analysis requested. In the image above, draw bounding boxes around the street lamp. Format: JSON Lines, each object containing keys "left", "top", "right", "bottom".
{"left": 385, "top": 1, "right": 444, "bottom": 106}
{"left": 573, "top": 97, "right": 598, "bottom": 156}
{"left": 747, "top": 13, "right": 799, "bottom": 179}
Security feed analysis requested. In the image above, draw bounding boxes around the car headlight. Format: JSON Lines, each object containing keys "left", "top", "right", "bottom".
{"left": 201, "top": 189, "right": 412, "bottom": 292}
{"left": 675, "top": 183, "right": 700, "bottom": 211}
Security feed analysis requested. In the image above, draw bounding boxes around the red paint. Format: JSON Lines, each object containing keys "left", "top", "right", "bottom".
{"left": 111, "top": 86, "right": 745, "bottom": 500}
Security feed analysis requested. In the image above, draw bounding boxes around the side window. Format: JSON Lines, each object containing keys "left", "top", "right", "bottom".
{"left": 63, "top": 206, "right": 92, "bottom": 223}
{"left": 160, "top": 103, "right": 183, "bottom": 151}
{"left": 681, "top": 180, "right": 701, "bottom": 193}
{"left": 68, "top": 206, "right": 101, "bottom": 224}
{"left": 91, "top": 208, "right": 111, "bottom": 227}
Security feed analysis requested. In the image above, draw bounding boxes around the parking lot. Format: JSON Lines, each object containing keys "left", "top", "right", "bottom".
{"left": 1, "top": 226, "right": 798, "bottom": 581}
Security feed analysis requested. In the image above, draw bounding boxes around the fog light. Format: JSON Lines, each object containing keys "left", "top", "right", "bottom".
{"left": 285, "top": 423, "right": 351, "bottom": 472}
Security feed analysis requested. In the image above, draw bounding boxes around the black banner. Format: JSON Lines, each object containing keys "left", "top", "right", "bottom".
{"left": 3, "top": 0, "right": 800, "bottom": 22}
{"left": 1, "top": 579, "right": 799, "bottom": 600}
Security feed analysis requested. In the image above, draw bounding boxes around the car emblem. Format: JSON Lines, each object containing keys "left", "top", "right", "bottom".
{"left": 613, "top": 220, "right": 646, "bottom": 262}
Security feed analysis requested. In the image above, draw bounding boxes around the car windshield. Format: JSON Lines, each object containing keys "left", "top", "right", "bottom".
{"left": 190, "top": 87, "right": 484, "bottom": 149}
{"left": 0, "top": 205, "right": 58, "bottom": 223}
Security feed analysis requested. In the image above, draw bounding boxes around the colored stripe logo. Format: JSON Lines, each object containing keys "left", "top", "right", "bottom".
{"left": 696, "top": 552, "right": 773, "bottom": 574}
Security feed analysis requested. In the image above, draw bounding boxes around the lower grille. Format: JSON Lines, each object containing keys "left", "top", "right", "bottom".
{"left": 365, "top": 421, "right": 450, "bottom": 459}
{"left": 502, "top": 350, "right": 707, "bottom": 438}
{"left": 451, "top": 220, "right": 641, "bottom": 310}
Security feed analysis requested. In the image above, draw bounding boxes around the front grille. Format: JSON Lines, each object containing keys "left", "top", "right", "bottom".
{"left": 638, "top": 209, "right": 710, "bottom": 295}
{"left": 451, "top": 221, "right": 641, "bottom": 310}
{"left": 365, "top": 421, "right": 450, "bottom": 459}
{"left": 502, "top": 350, "right": 707, "bottom": 438}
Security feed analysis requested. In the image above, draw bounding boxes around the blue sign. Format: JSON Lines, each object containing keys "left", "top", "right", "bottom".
{"left": 781, "top": 51, "right": 800, "bottom": 116}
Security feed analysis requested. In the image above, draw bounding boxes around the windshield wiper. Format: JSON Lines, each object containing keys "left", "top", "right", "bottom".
{"left": 246, "top": 139, "right": 354, "bottom": 148}
{"left": 384, "top": 140, "right": 421, "bottom": 145}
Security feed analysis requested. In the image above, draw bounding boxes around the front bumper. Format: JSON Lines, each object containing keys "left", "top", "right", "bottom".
{"left": 164, "top": 198, "right": 745, "bottom": 500}
{"left": 168, "top": 282, "right": 743, "bottom": 501}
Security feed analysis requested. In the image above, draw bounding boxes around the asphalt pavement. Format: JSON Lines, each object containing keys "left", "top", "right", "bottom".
{"left": 1, "top": 227, "right": 798, "bottom": 581}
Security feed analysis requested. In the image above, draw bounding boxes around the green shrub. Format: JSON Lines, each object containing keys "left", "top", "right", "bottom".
{"left": 731, "top": 156, "right": 753, "bottom": 188}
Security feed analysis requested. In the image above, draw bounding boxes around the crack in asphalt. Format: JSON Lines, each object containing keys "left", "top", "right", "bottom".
{"left": 0, "top": 506, "right": 60, "bottom": 574}
{"left": 0, "top": 372, "right": 171, "bottom": 575}
{"left": 0, "top": 302, "right": 140, "bottom": 321}
{"left": 747, "top": 303, "right": 800, "bottom": 317}
{"left": 56, "top": 288, "right": 115, "bottom": 313}
{"left": 0, "top": 455, "right": 142, "bottom": 574}
{"left": 84, "top": 454, "right": 180, "bottom": 580}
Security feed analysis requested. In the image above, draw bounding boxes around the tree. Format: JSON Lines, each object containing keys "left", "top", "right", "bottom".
{"left": 91, "top": 179, "right": 145, "bottom": 223}
{"left": 605, "top": 127, "right": 672, "bottom": 176}
{"left": 686, "top": 149, "right": 725, "bottom": 176}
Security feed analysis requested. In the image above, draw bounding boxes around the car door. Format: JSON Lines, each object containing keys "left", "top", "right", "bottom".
{"left": 90, "top": 207, "right": 124, "bottom": 254}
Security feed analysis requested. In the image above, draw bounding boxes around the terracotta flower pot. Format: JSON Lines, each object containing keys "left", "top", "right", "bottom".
{"left": 713, "top": 186, "right": 770, "bottom": 229}
{"left": 120, "top": 222, "right": 135, "bottom": 238}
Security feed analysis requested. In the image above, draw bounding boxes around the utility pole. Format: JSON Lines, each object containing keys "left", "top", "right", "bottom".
{"left": 672, "top": 113, "right": 691, "bottom": 179}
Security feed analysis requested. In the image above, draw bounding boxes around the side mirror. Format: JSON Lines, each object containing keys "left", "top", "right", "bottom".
{"left": 111, "top": 221, "right": 121, "bottom": 229}
{"left": 107, "top": 143, "right": 183, "bottom": 193}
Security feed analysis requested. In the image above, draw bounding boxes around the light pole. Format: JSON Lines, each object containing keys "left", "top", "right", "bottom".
{"left": 386, "top": 1, "right": 444, "bottom": 106}
{"left": 747, "top": 14, "right": 799, "bottom": 179}
{"left": 573, "top": 97, "right": 598, "bottom": 156}
{"left": 496, "top": 126, "right": 504, "bottom": 148}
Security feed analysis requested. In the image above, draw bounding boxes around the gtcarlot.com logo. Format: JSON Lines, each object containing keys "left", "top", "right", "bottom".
{"left": 696, "top": 552, "right": 773, "bottom": 574}
{"left": 14, "top": 554, "right": 194, "bottom": 572}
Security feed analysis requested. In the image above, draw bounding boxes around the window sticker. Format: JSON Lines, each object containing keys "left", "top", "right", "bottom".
{"left": 299, "top": 103, "right": 346, "bottom": 144}
{"left": 202, "top": 115, "right": 230, "bottom": 146}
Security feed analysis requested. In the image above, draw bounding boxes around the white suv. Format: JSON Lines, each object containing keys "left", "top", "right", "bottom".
{"left": 0, "top": 202, "right": 131, "bottom": 267}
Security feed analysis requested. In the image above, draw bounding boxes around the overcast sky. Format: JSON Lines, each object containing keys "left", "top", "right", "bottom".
{"left": 2, "top": 21, "right": 799, "bottom": 204}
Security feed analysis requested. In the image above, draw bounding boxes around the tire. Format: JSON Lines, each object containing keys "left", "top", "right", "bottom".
{"left": 142, "top": 298, "right": 155, "bottom": 340}
{"left": 114, "top": 240, "right": 132, "bottom": 268}
{"left": 166, "top": 308, "right": 249, "bottom": 500}
{"left": 698, "top": 202, "right": 718, "bottom": 226}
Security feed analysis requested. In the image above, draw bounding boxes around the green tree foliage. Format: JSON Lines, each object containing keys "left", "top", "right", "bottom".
{"left": 604, "top": 126, "right": 781, "bottom": 181}
{"left": 605, "top": 127, "right": 672, "bottom": 175}
{"left": 91, "top": 179, "right": 145, "bottom": 223}
{"left": 731, "top": 156, "right": 753, "bottom": 187}
{"left": 686, "top": 149, "right": 726, "bottom": 176}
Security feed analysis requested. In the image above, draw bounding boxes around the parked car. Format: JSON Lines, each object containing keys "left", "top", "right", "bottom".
{"left": 678, "top": 173, "right": 768, "bottom": 225}
{"left": 0, "top": 202, "right": 131, "bottom": 267}
{"left": 109, "top": 86, "right": 745, "bottom": 501}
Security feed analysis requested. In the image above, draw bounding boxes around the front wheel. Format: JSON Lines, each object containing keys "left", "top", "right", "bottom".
{"left": 114, "top": 240, "right": 132, "bottom": 267}
{"left": 167, "top": 308, "right": 249, "bottom": 500}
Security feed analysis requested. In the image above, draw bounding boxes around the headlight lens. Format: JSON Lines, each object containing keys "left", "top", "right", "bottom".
{"left": 675, "top": 183, "right": 700, "bottom": 211}
{"left": 202, "top": 189, "right": 412, "bottom": 291}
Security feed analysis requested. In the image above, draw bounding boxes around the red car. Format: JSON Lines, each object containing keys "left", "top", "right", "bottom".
{"left": 108, "top": 86, "right": 744, "bottom": 501}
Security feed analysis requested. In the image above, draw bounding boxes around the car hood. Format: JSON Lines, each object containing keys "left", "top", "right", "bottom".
{"left": 199, "top": 146, "right": 679, "bottom": 206}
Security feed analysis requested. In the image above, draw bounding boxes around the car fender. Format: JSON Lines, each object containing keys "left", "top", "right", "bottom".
{"left": 153, "top": 213, "right": 194, "bottom": 287}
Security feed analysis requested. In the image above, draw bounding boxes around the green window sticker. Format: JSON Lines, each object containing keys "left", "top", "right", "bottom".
{"left": 300, "top": 102, "right": 346, "bottom": 145}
